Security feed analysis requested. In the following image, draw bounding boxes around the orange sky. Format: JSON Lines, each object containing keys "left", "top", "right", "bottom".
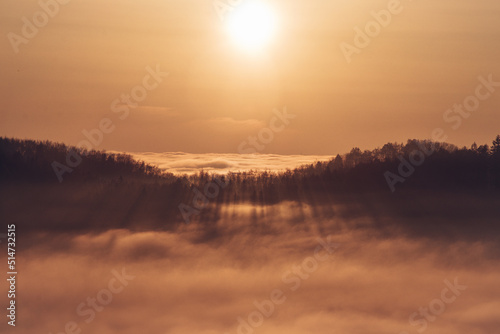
{"left": 1, "top": 0, "right": 499, "bottom": 155}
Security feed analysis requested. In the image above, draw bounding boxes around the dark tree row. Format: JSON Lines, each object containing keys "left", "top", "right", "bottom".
{"left": 1, "top": 135, "right": 499, "bottom": 230}
{"left": 1, "top": 135, "right": 500, "bottom": 202}
{"left": 0, "top": 137, "right": 171, "bottom": 183}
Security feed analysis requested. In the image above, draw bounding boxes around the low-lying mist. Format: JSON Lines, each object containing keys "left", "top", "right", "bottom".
{"left": 4, "top": 196, "right": 500, "bottom": 334}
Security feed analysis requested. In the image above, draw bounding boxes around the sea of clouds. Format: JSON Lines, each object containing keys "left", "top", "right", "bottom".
{"left": 126, "top": 152, "right": 334, "bottom": 175}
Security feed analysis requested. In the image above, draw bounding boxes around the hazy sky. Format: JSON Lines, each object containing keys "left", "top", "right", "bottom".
{"left": 1, "top": 0, "right": 499, "bottom": 155}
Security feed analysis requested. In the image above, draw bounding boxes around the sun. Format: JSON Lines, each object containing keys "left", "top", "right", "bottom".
{"left": 225, "top": 1, "right": 277, "bottom": 52}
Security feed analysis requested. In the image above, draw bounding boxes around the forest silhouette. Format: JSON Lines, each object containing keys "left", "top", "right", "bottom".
{"left": 1, "top": 136, "right": 500, "bottom": 238}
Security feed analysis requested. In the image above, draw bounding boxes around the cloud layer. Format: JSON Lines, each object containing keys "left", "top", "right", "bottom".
{"left": 127, "top": 152, "right": 333, "bottom": 175}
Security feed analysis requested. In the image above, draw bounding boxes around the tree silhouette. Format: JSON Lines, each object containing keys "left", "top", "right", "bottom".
{"left": 2, "top": 134, "right": 500, "bottom": 203}
{"left": 492, "top": 135, "right": 500, "bottom": 155}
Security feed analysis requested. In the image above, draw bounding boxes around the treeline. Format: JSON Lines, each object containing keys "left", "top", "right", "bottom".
{"left": 0, "top": 137, "right": 172, "bottom": 183}
{"left": 185, "top": 136, "right": 500, "bottom": 204}
{"left": 1, "top": 135, "right": 500, "bottom": 229}
{"left": 1, "top": 135, "right": 500, "bottom": 196}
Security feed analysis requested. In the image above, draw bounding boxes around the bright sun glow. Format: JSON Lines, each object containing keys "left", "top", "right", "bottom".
{"left": 226, "top": 2, "right": 277, "bottom": 52}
